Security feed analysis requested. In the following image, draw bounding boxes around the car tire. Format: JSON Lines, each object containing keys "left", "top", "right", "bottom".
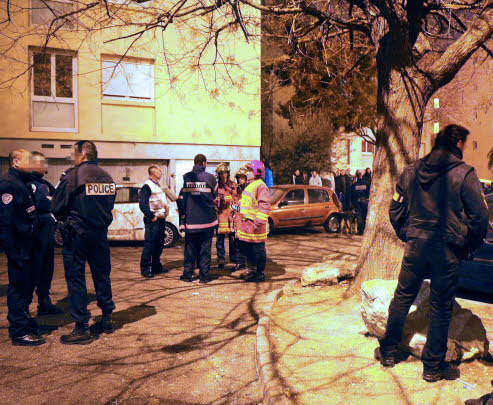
{"left": 267, "top": 218, "right": 274, "bottom": 236}
{"left": 54, "top": 225, "right": 63, "bottom": 247}
{"left": 324, "top": 214, "right": 340, "bottom": 233}
{"left": 164, "top": 222, "right": 178, "bottom": 248}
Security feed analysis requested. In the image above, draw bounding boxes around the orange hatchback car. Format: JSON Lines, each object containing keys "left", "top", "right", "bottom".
{"left": 268, "top": 185, "right": 341, "bottom": 234}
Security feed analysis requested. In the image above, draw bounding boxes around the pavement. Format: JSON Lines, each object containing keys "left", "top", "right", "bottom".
{"left": 0, "top": 228, "right": 350, "bottom": 404}
{"left": 269, "top": 270, "right": 493, "bottom": 404}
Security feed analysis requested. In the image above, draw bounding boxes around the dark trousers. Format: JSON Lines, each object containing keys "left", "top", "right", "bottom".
{"left": 62, "top": 228, "right": 115, "bottom": 326}
{"left": 355, "top": 203, "right": 368, "bottom": 234}
{"left": 183, "top": 229, "right": 214, "bottom": 280}
{"left": 380, "top": 238, "right": 461, "bottom": 370}
{"left": 28, "top": 218, "right": 55, "bottom": 303}
{"left": 140, "top": 219, "right": 166, "bottom": 275}
{"left": 5, "top": 238, "right": 35, "bottom": 338}
{"left": 238, "top": 241, "right": 266, "bottom": 276}
{"left": 216, "top": 232, "right": 243, "bottom": 264}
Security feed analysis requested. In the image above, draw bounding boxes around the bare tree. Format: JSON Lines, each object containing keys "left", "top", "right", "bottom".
{"left": 1, "top": 0, "right": 492, "bottom": 290}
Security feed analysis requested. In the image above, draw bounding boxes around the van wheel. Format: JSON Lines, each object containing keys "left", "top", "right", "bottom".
{"left": 324, "top": 214, "right": 340, "bottom": 233}
{"left": 164, "top": 223, "right": 178, "bottom": 248}
{"left": 267, "top": 218, "right": 274, "bottom": 236}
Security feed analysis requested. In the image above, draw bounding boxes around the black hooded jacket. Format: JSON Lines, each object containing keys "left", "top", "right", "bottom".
{"left": 389, "top": 146, "right": 488, "bottom": 252}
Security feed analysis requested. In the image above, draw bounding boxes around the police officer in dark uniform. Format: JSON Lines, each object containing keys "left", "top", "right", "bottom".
{"left": 26, "top": 151, "right": 63, "bottom": 316}
{"left": 177, "top": 154, "right": 218, "bottom": 283}
{"left": 52, "top": 141, "right": 116, "bottom": 345}
{"left": 0, "top": 149, "right": 45, "bottom": 346}
{"left": 376, "top": 125, "right": 488, "bottom": 382}
{"left": 351, "top": 170, "right": 370, "bottom": 235}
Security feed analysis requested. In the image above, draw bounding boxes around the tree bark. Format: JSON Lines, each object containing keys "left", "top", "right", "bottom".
{"left": 346, "top": 66, "right": 431, "bottom": 295}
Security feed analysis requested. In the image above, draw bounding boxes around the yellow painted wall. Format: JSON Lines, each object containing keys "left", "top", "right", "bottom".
{"left": 0, "top": 1, "right": 261, "bottom": 146}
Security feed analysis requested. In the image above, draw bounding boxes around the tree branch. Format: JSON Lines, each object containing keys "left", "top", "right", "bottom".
{"left": 425, "top": 2, "right": 493, "bottom": 89}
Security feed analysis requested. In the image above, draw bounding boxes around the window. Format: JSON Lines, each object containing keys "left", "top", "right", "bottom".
{"left": 115, "top": 187, "right": 140, "bottom": 203}
{"left": 281, "top": 189, "right": 305, "bottom": 206}
{"left": 31, "top": 0, "right": 74, "bottom": 29}
{"left": 362, "top": 140, "right": 374, "bottom": 154}
{"left": 31, "top": 50, "right": 77, "bottom": 132}
{"left": 308, "top": 189, "right": 330, "bottom": 204}
{"left": 102, "top": 59, "right": 154, "bottom": 101}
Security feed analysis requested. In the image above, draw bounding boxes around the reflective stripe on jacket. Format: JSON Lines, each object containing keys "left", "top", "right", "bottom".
{"left": 216, "top": 180, "right": 236, "bottom": 234}
{"left": 238, "top": 179, "right": 271, "bottom": 243}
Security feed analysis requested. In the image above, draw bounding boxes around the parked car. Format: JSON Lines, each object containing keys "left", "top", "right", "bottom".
{"left": 458, "top": 193, "right": 493, "bottom": 295}
{"left": 107, "top": 184, "right": 182, "bottom": 247}
{"left": 268, "top": 185, "right": 341, "bottom": 234}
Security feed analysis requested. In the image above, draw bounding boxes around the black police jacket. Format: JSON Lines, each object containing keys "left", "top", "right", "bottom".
{"left": 351, "top": 179, "right": 370, "bottom": 206}
{"left": 389, "top": 146, "right": 488, "bottom": 252}
{"left": 177, "top": 165, "right": 218, "bottom": 233}
{"left": 0, "top": 167, "right": 37, "bottom": 248}
{"left": 52, "top": 161, "right": 116, "bottom": 230}
{"left": 27, "top": 172, "right": 55, "bottom": 221}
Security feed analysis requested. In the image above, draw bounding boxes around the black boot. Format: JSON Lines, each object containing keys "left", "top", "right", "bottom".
{"left": 244, "top": 272, "right": 265, "bottom": 282}
{"left": 217, "top": 260, "right": 225, "bottom": 269}
{"left": 38, "top": 297, "right": 63, "bottom": 316}
{"left": 423, "top": 362, "right": 460, "bottom": 383}
{"left": 12, "top": 334, "right": 46, "bottom": 346}
{"left": 240, "top": 269, "right": 256, "bottom": 280}
{"left": 101, "top": 313, "right": 114, "bottom": 334}
{"left": 374, "top": 347, "right": 397, "bottom": 368}
{"left": 60, "top": 324, "right": 93, "bottom": 345}
{"left": 231, "top": 263, "right": 246, "bottom": 272}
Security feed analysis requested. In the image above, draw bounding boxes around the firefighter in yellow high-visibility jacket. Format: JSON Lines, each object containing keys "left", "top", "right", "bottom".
{"left": 238, "top": 160, "right": 271, "bottom": 282}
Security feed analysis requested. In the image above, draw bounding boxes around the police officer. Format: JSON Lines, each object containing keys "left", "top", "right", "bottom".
{"left": 139, "top": 164, "right": 177, "bottom": 278}
{"left": 238, "top": 160, "right": 271, "bottom": 282}
{"left": 177, "top": 154, "right": 218, "bottom": 283}
{"left": 52, "top": 141, "right": 116, "bottom": 344}
{"left": 26, "top": 152, "right": 63, "bottom": 316}
{"left": 215, "top": 162, "right": 241, "bottom": 269}
{"left": 0, "top": 149, "right": 44, "bottom": 346}
{"left": 351, "top": 170, "right": 370, "bottom": 235}
{"left": 376, "top": 125, "right": 488, "bottom": 382}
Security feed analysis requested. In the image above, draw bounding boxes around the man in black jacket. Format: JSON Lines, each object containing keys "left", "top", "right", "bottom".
{"left": 52, "top": 141, "right": 116, "bottom": 345}
{"left": 177, "top": 154, "right": 218, "bottom": 283}
{"left": 1, "top": 149, "right": 44, "bottom": 346}
{"left": 351, "top": 170, "right": 370, "bottom": 235}
{"left": 26, "top": 152, "right": 63, "bottom": 316}
{"left": 376, "top": 125, "right": 488, "bottom": 383}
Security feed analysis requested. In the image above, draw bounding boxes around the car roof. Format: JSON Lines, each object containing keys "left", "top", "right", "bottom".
{"left": 269, "top": 184, "right": 331, "bottom": 190}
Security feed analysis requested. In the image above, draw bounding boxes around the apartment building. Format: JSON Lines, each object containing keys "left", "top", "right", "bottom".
{"left": 0, "top": 0, "right": 261, "bottom": 191}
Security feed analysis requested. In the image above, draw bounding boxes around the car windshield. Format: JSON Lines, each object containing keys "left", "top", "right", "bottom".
{"left": 269, "top": 187, "right": 285, "bottom": 203}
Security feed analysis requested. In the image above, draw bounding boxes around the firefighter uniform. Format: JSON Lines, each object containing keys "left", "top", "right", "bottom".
{"left": 237, "top": 174, "right": 271, "bottom": 282}
{"left": 52, "top": 161, "right": 116, "bottom": 333}
{"left": 139, "top": 179, "right": 171, "bottom": 277}
{"left": 215, "top": 177, "right": 242, "bottom": 267}
{"left": 351, "top": 178, "right": 370, "bottom": 234}
{"left": 25, "top": 172, "right": 61, "bottom": 315}
{"left": 177, "top": 164, "right": 218, "bottom": 282}
{"left": 379, "top": 145, "right": 488, "bottom": 373}
{"left": 1, "top": 167, "right": 40, "bottom": 343}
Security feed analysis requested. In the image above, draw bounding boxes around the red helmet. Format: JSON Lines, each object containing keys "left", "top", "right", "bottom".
{"left": 250, "top": 160, "right": 265, "bottom": 179}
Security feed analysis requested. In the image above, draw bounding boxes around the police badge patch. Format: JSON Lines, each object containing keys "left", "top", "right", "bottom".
{"left": 2, "top": 193, "right": 13, "bottom": 204}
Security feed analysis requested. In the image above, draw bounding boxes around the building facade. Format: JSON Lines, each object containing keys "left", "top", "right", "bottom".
{"left": 0, "top": 0, "right": 261, "bottom": 191}
{"left": 420, "top": 53, "right": 492, "bottom": 181}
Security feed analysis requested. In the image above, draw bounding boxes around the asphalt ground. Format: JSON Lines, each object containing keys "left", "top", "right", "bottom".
{"left": 0, "top": 228, "right": 358, "bottom": 404}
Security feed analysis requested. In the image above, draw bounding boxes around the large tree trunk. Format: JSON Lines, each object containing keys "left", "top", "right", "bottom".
{"left": 346, "top": 66, "right": 432, "bottom": 295}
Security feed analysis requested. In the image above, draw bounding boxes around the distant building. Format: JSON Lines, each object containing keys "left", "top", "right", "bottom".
{"left": 330, "top": 131, "right": 374, "bottom": 175}
{"left": 0, "top": 0, "right": 261, "bottom": 191}
{"left": 421, "top": 54, "right": 492, "bottom": 180}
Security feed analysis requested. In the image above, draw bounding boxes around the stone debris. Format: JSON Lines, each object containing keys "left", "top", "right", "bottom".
{"left": 361, "top": 279, "right": 490, "bottom": 362}
{"left": 301, "top": 253, "right": 357, "bottom": 287}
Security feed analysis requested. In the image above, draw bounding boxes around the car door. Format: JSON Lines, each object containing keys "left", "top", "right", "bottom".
{"left": 458, "top": 195, "right": 493, "bottom": 294}
{"left": 307, "top": 188, "right": 336, "bottom": 226}
{"left": 275, "top": 188, "right": 308, "bottom": 228}
{"left": 108, "top": 186, "right": 143, "bottom": 240}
